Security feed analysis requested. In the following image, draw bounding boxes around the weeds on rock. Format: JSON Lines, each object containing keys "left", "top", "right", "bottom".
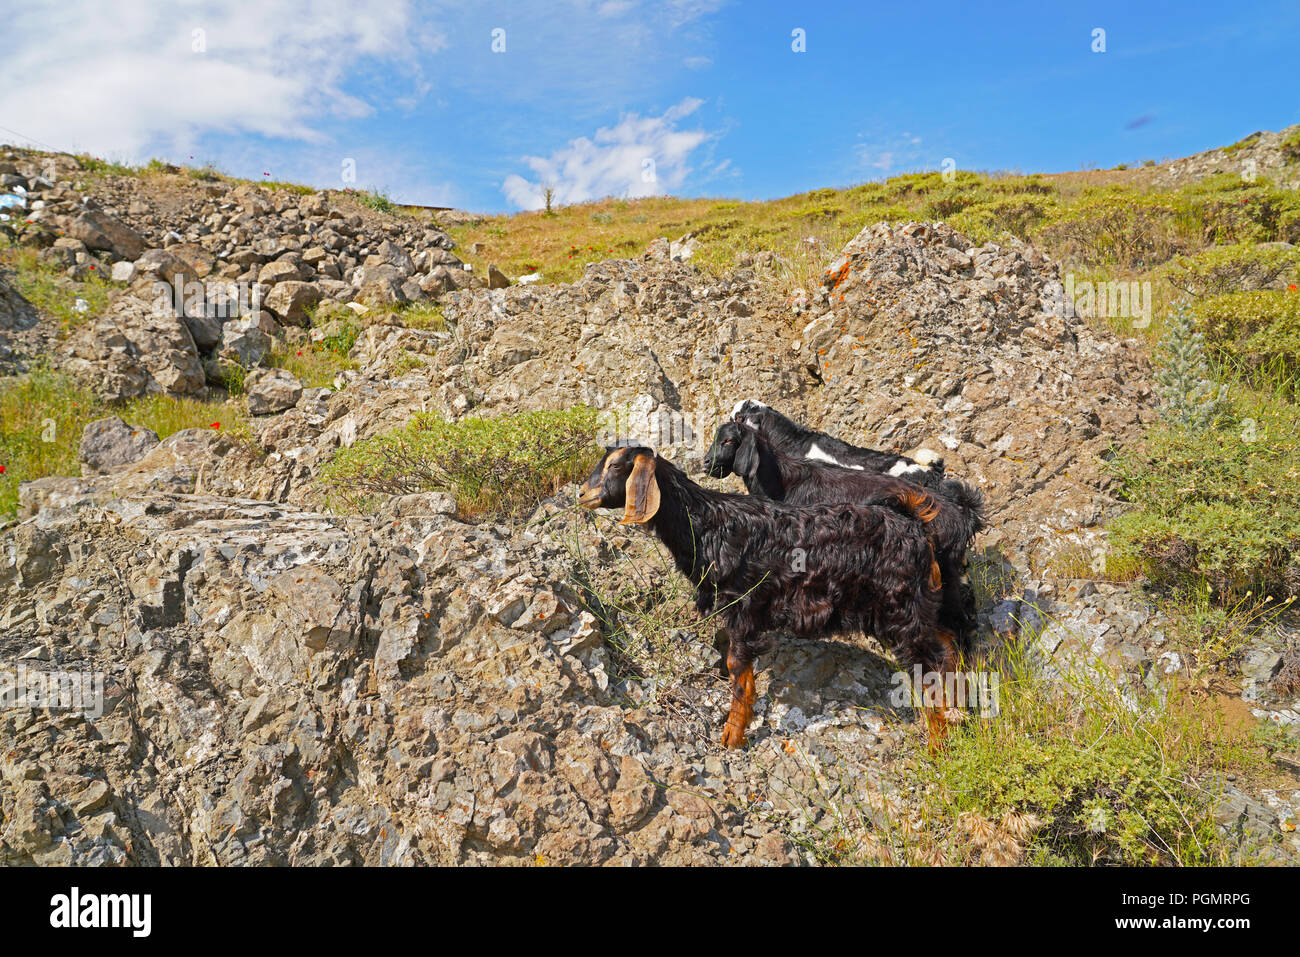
{"left": 563, "top": 518, "right": 726, "bottom": 712}
{"left": 317, "top": 405, "right": 601, "bottom": 521}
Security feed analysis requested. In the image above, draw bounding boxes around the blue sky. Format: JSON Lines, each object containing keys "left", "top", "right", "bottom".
{"left": 3, "top": 0, "right": 1298, "bottom": 212}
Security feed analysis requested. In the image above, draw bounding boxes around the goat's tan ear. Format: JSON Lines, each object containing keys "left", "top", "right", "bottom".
{"left": 620, "top": 453, "right": 660, "bottom": 525}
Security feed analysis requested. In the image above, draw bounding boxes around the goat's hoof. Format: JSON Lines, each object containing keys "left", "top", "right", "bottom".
{"left": 720, "top": 725, "right": 748, "bottom": 749}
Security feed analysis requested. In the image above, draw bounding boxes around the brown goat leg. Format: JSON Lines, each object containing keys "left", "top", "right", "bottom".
{"left": 925, "top": 629, "right": 962, "bottom": 754}
{"left": 721, "top": 646, "right": 756, "bottom": 749}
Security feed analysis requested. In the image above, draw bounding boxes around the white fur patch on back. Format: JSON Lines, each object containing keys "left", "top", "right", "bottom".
{"left": 807, "top": 442, "right": 864, "bottom": 470}
{"left": 911, "top": 448, "right": 943, "bottom": 466}
{"left": 887, "top": 460, "right": 928, "bottom": 477}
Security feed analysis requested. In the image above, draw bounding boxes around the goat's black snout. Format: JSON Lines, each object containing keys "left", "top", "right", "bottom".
{"left": 703, "top": 422, "right": 743, "bottom": 478}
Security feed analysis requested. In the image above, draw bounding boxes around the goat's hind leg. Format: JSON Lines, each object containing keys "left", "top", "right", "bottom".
{"left": 720, "top": 634, "right": 758, "bottom": 749}
{"left": 923, "top": 629, "right": 962, "bottom": 752}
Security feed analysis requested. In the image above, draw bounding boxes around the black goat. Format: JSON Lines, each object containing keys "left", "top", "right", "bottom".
{"left": 731, "top": 398, "right": 947, "bottom": 487}
{"left": 704, "top": 421, "right": 987, "bottom": 651}
{"left": 579, "top": 445, "right": 958, "bottom": 749}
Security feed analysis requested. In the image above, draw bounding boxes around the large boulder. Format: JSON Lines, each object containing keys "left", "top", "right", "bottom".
{"left": 63, "top": 295, "right": 206, "bottom": 400}
{"left": 258, "top": 260, "right": 304, "bottom": 285}
{"left": 130, "top": 248, "right": 192, "bottom": 295}
{"left": 64, "top": 209, "right": 145, "bottom": 260}
{"left": 219, "top": 319, "right": 273, "bottom": 368}
{"left": 78, "top": 417, "right": 160, "bottom": 475}
{"left": 245, "top": 367, "right": 303, "bottom": 415}
{"left": 166, "top": 242, "right": 216, "bottom": 279}
{"left": 355, "top": 273, "right": 410, "bottom": 305}
{"left": 364, "top": 240, "right": 415, "bottom": 278}
{"left": 262, "top": 280, "right": 322, "bottom": 325}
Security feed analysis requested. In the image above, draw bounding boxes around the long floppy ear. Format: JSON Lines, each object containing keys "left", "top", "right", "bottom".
{"left": 620, "top": 453, "right": 660, "bottom": 524}
{"left": 733, "top": 429, "right": 761, "bottom": 482}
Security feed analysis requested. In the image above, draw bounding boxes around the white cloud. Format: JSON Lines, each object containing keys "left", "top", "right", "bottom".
{"left": 858, "top": 149, "right": 895, "bottom": 171}
{"left": 0, "top": 0, "right": 428, "bottom": 160}
{"left": 854, "top": 131, "right": 928, "bottom": 174}
{"left": 501, "top": 98, "right": 714, "bottom": 210}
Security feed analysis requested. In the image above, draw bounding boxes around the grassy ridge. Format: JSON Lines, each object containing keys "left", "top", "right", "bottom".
{"left": 447, "top": 167, "right": 1300, "bottom": 297}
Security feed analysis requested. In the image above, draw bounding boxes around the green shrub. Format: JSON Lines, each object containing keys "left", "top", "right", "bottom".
{"left": 354, "top": 189, "right": 394, "bottom": 213}
{"left": 1107, "top": 394, "right": 1300, "bottom": 599}
{"left": 920, "top": 186, "right": 983, "bottom": 220}
{"left": 1036, "top": 189, "right": 1191, "bottom": 268}
{"left": 948, "top": 195, "right": 1058, "bottom": 244}
{"left": 931, "top": 696, "right": 1220, "bottom": 865}
{"left": 1193, "top": 290, "right": 1300, "bottom": 393}
{"left": 775, "top": 637, "right": 1261, "bottom": 866}
{"left": 1164, "top": 242, "right": 1300, "bottom": 299}
{"left": 1221, "top": 133, "right": 1261, "bottom": 155}
{"left": 74, "top": 155, "right": 136, "bottom": 177}
{"left": 1280, "top": 127, "right": 1300, "bottom": 163}
{"left": 1183, "top": 175, "right": 1300, "bottom": 246}
{"left": 317, "top": 406, "right": 601, "bottom": 520}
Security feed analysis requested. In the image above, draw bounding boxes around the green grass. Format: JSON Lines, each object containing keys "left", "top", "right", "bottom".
{"left": 317, "top": 406, "right": 600, "bottom": 520}
{"left": 773, "top": 637, "right": 1280, "bottom": 867}
{"left": 74, "top": 154, "right": 138, "bottom": 177}
{"left": 1163, "top": 243, "right": 1300, "bottom": 300}
{"left": 1, "top": 245, "right": 112, "bottom": 332}
{"left": 392, "top": 301, "right": 447, "bottom": 330}
{"left": 917, "top": 640, "right": 1270, "bottom": 866}
{"left": 338, "top": 188, "right": 394, "bottom": 213}
{"left": 445, "top": 168, "right": 1300, "bottom": 293}
{"left": 0, "top": 366, "right": 251, "bottom": 517}
{"left": 1283, "top": 128, "right": 1300, "bottom": 163}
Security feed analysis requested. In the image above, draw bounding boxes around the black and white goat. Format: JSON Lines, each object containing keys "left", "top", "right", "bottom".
{"left": 731, "top": 399, "right": 947, "bottom": 487}
{"left": 579, "top": 445, "right": 959, "bottom": 749}
{"left": 704, "top": 421, "right": 987, "bottom": 650}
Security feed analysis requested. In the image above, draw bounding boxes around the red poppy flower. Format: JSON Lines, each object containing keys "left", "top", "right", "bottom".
{"left": 210, "top": 422, "right": 221, "bottom": 429}
{"left": 0, "top": 465, "right": 6, "bottom": 473}
{"left": 1290, "top": 284, "right": 1297, "bottom": 292}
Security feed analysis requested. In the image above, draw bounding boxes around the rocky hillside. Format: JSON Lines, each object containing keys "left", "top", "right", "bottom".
{"left": 1, "top": 145, "right": 1297, "bottom": 866}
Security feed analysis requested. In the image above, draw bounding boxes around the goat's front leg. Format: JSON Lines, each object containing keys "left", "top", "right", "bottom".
{"left": 720, "top": 638, "right": 757, "bottom": 749}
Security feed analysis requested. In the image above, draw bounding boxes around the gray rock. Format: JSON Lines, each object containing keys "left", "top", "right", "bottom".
{"left": 245, "top": 367, "right": 303, "bottom": 415}
{"left": 219, "top": 319, "right": 272, "bottom": 368}
{"left": 64, "top": 209, "right": 146, "bottom": 260}
{"left": 365, "top": 240, "right": 415, "bottom": 278}
{"left": 79, "top": 417, "right": 161, "bottom": 475}
{"left": 258, "top": 260, "right": 303, "bottom": 285}
{"left": 262, "top": 280, "right": 322, "bottom": 325}
{"left": 63, "top": 295, "right": 206, "bottom": 400}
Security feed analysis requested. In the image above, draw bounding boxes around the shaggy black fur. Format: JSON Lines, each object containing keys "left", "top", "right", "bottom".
{"left": 732, "top": 399, "right": 947, "bottom": 487}
{"left": 705, "top": 421, "right": 987, "bottom": 651}
{"left": 580, "top": 445, "right": 951, "bottom": 748}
